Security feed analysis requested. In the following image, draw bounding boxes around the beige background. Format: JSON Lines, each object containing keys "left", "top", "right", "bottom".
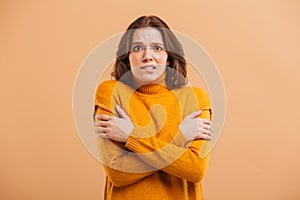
{"left": 1, "top": 0, "right": 300, "bottom": 199}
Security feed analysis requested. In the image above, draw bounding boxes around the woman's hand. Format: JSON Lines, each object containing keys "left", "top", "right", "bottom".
{"left": 179, "top": 110, "right": 213, "bottom": 142}
{"left": 94, "top": 105, "right": 134, "bottom": 143}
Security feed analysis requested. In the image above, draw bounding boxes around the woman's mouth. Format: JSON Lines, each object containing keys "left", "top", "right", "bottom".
{"left": 140, "top": 65, "right": 156, "bottom": 73}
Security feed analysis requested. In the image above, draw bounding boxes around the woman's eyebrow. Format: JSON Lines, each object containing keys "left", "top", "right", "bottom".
{"left": 152, "top": 42, "right": 164, "bottom": 46}
{"left": 131, "top": 41, "right": 143, "bottom": 45}
{"left": 131, "top": 41, "right": 164, "bottom": 46}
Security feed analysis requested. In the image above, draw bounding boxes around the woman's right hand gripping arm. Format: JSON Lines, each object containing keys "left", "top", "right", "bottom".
{"left": 94, "top": 105, "right": 158, "bottom": 187}
{"left": 94, "top": 81, "right": 158, "bottom": 187}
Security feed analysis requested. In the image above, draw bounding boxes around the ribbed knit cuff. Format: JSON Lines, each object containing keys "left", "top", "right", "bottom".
{"left": 170, "top": 126, "right": 188, "bottom": 147}
{"left": 125, "top": 128, "right": 151, "bottom": 153}
{"left": 125, "top": 126, "right": 189, "bottom": 153}
{"left": 125, "top": 135, "right": 142, "bottom": 153}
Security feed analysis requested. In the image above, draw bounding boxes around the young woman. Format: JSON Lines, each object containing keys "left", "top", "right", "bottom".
{"left": 94, "top": 15, "right": 213, "bottom": 200}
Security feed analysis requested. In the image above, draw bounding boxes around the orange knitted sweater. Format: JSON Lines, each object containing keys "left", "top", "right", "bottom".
{"left": 94, "top": 77, "right": 212, "bottom": 200}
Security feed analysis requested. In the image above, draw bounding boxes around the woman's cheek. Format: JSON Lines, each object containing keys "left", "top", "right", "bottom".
{"left": 132, "top": 55, "right": 144, "bottom": 66}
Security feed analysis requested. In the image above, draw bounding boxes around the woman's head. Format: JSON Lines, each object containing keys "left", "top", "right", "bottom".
{"left": 112, "top": 15, "right": 187, "bottom": 89}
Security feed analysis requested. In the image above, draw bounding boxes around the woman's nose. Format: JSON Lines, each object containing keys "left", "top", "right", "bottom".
{"left": 142, "top": 49, "right": 154, "bottom": 62}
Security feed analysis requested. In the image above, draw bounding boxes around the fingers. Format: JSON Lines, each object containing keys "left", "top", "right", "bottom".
{"left": 197, "top": 118, "right": 212, "bottom": 129}
{"left": 200, "top": 123, "right": 211, "bottom": 130}
{"left": 95, "top": 124, "right": 110, "bottom": 139}
{"left": 95, "top": 114, "right": 112, "bottom": 121}
{"left": 194, "top": 132, "right": 213, "bottom": 140}
{"left": 97, "top": 133, "right": 108, "bottom": 139}
{"left": 199, "top": 118, "right": 211, "bottom": 125}
{"left": 95, "top": 126, "right": 108, "bottom": 133}
{"left": 197, "top": 127, "right": 213, "bottom": 137}
{"left": 116, "top": 105, "right": 130, "bottom": 120}
{"left": 95, "top": 127, "right": 109, "bottom": 138}
{"left": 94, "top": 120, "right": 112, "bottom": 129}
{"left": 196, "top": 118, "right": 213, "bottom": 140}
{"left": 94, "top": 117, "right": 111, "bottom": 136}
{"left": 185, "top": 110, "right": 202, "bottom": 119}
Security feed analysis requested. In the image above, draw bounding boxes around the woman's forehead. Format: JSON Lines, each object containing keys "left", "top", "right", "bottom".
{"left": 131, "top": 27, "right": 163, "bottom": 44}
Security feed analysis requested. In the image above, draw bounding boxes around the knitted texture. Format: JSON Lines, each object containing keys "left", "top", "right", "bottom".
{"left": 94, "top": 78, "right": 211, "bottom": 200}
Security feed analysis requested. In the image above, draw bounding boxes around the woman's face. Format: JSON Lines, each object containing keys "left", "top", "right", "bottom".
{"left": 129, "top": 27, "right": 169, "bottom": 83}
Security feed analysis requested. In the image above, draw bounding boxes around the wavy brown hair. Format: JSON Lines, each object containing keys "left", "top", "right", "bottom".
{"left": 111, "top": 15, "right": 187, "bottom": 89}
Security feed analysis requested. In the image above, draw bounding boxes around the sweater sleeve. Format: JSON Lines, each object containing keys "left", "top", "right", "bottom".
{"left": 125, "top": 109, "right": 211, "bottom": 183}
{"left": 94, "top": 81, "right": 157, "bottom": 187}
{"left": 124, "top": 88, "right": 212, "bottom": 183}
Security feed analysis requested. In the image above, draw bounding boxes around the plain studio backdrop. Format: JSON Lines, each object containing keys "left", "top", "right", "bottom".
{"left": 1, "top": 1, "right": 299, "bottom": 199}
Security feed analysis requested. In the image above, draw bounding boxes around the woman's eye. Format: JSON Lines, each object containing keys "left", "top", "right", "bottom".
{"left": 154, "top": 46, "right": 164, "bottom": 51}
{"left": 132, "top": 46, "right": 143, "bottom": 51}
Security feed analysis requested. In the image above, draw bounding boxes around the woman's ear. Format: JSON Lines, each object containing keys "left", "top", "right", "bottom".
{"left": 167, "top": 60, "right": 170, "bottom": 66}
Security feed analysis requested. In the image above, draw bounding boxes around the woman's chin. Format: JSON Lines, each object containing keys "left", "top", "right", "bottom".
{"left": 137, "top": 77, "right": 158, "bottom": 84}
{"left": 133, "top": 73, "right": 163, "bottom": 84}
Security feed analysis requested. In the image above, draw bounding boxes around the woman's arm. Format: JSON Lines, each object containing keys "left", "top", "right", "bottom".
{"left": 95, "top": 106, "right": 158, "bottom": 187}
{"left": 95, "top": 81, "right": 211, "bottom": 183}
{"left": 96, "top": 106, "right": 211, "bottom": 183}
{"left": 124, "top": 109, "right": 211, "bottom": 183}
{"left": 93, "top": 80, "right": 159, "bottom": 186}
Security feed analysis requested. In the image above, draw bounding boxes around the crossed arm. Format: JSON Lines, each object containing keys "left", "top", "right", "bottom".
{"left": 94, "top": 105, "right": 212, "bottom": 187}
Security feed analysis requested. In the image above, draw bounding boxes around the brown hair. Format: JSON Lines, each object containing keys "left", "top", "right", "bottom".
{"left": 111, "top": 15, "right": 187, "bottom": 89}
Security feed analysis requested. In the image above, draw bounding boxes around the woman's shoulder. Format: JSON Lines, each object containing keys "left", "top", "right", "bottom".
{"left": 96, "top": 80, "right": 125, "bottom": 93}
{"left": 97, "top": 79, "right": 118, "bottom": 89}
{"left": 94, "top": 80, "right": 121, "bottom": 107}
{"left": 173, "top": 85, "right": 211, "bottom": 107}
{"left": 190, "top": 87, "right": 210, "bottom": 100}
{"left": 190, "top": 86, "right": 211, "bottom": 109}
{"left": 95, "top": 80, "right": 132, "bottom": 96}
{"left": 174, "top": 85, "right": 209, "bottom": 98}
{"left": 95, "top": 80, "right": 116, "bottom": 96}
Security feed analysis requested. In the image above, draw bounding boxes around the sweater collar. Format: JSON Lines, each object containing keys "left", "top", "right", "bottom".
{"left": 132, "top": 73, "right": 170, "bottom": 95}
